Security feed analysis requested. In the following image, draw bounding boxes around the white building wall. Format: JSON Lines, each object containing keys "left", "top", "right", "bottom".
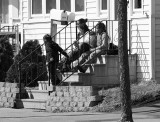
{"left": 155, "top": 0, "right": 160, "bottom": 83}
{"left": 20, "top": 0, "right": 154, "bottom": 82}
{"left": 129, "top": 0, "right": 151, "bottom": 82}
{"left": 131, "top": 19, "right": 151, "bottom": 82}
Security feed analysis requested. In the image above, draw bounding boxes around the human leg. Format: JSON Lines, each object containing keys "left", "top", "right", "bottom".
{"left": 73, "top": 51, "right": 91, "bottom": 68}
{"left": 58, "top": 48, "right": 81, "bottom": 72}
{"left": 76, "top": 49, "right": 106, "bottom": 73}
{"left": 83, "top": 49, "right": 106, "bottom": 65}
{"left": 48, "top": 61, "right": 57, "bottom": 86}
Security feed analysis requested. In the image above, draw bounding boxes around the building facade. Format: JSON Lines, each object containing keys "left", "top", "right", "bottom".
{"left": 1, "top": 0, "right": 160, "bottom": 83}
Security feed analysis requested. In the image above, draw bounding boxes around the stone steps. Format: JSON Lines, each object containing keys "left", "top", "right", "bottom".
{"left": 16, "top": 99, "right": 46, "bottom": 109}
{"left": 15, "top": 86, "right": 103, "bottom": 111}
{"left": 61, "top": 54, "right": 137, "bottom": 86}
{"left": 26, "top": 90, "right": 48, "bottom": 100}
{"left": 45, "top": 86, "right": 103, "bottom": 112}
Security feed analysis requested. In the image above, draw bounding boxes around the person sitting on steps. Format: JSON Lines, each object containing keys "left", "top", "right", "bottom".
{"left": 43, "top": 34, "right": 69, "bottom": 86}
{"left": 72, "top": 22, "right": 111, "bottom": 73}
{"left": 59, "top": 18, "right": 97, "bottom": 72}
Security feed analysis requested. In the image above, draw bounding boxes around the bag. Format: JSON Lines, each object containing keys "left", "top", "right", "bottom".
{"left": 107, "top": 43, "right": 118, "bottom": 55}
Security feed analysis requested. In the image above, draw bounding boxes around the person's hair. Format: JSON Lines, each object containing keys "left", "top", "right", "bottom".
{"left": 77, "top": 18, "right": 89, "bottom": 33}
{"left": 89, "top": 31, "right": 96, "bottom": 36}
{"left": 96, "top": 22, "right": 106, "bottom": 32}
{"left": 78, "top": 24, "right": 89, "bottom": 32}
{"left": 77, "top": 18, "right": 87, "bottom": 25}
{"left": 43, "top": 34, "right": 52, "bottom": 41}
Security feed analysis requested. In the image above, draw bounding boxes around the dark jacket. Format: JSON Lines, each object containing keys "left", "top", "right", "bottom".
{"left": 45, "top": 41, "right": 68, "bottom": 62}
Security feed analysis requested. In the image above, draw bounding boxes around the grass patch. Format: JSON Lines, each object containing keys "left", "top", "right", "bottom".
{"left": 91, "top": 81, "right": 160, "bottom": 112}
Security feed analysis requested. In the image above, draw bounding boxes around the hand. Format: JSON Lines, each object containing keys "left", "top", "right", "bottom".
{"left": 74, "top": 41, "right": 79, "bottom": 47}
{"left": 90, "top": 48, "right": 96, "bottom": 52}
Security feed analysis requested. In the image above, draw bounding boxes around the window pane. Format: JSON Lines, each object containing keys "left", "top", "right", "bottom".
{"left": 75, "top": 0, "right": 84, "bottom": 12}
{"left": 102, "top": 0, "right": 107, "bottom": 10}
{"left": 60, "top": 0, "right": 71, "bottom": 12}
{"left": 135, "top": 0, "right": 142, "bottom": 9}
{"left": 0, "top": 0, "right": 9, "bottom": 23}
{"left": 32, "top": 0, "right": 42, "bottom": 14}
{"left": 46, "top": 0, "right": 56, "bottom": 13}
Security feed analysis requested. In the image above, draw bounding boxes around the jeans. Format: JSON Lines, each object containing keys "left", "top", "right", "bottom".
{"left": 73, "top": 49, "right": 107, "bottom": 68}
{"left": 48, "top": 61, "right": 59, "bottom": 85}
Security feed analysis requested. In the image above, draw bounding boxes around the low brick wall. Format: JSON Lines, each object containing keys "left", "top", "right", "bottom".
{"left": 46, "top": 86, "right": 102, "bottom": 112}
{"left": 0, "top": 82, "right": 25, "bottom": 108}
{"left": 79, "top": 54, "right": 137, "bottom": 86}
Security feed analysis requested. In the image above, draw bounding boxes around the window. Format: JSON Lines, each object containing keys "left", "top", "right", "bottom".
{"left": 32, "top": 0, "right": 42, "bottom": 14}
{"left": 134, "top": 0, "right": 142, "bottom": 9}
{"left": 101, "top": 0, "right": 107, "bottom": 10}
{"left": 46, "top": 0, "right": 56, "bottom": 14}
{"left": 60, "top": 0, "right": 71, "bottom": 12}
{"left": 75, "top": 0, "right": 84, "bottom": 12}
{"left": 0, "top": 0, "right": 9, "bottom": 23}
{"left": 31, "top": 0, "right": 78, "bottom": 16}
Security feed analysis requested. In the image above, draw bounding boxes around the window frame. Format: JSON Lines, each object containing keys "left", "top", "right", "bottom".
{"left": 30, "top": 0, "right": 85, "bottom": 17}
{"left": 99, "top": 0, "right": 108, "bottom": 19}
{"left": 100, "top": 0, "right": 108, "bottom": 12}
{"left": 128, "top": 0, "right": 148, "bottom": 19}
{"left": 31, "top": 0, "right": 43, "bottom": 17}
{"left": 74, "top": 0, "right": 85, "bottom": 12}
{"left": 133, "top": 0, "right": 143, "bottom": 11}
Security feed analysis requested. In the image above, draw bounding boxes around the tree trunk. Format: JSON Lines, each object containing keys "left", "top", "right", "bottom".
{"left": 118, "top": 0, "right": 134, "bottom": 122}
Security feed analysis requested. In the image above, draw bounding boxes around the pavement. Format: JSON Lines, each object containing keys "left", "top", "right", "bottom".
{"left": 0, "top": 103, "right": 160, "bottom": 122}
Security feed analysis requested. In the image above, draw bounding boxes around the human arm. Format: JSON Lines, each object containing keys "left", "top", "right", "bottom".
{"left": 90, "top": 32, "right": 109, "bottom": 52}
{"left": 56, "top": 43, "right": 69, "bottom": 59}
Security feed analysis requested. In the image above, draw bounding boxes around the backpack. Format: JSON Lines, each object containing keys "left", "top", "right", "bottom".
{"left": 107, "top": 43, "right": 118, "bottom": 55}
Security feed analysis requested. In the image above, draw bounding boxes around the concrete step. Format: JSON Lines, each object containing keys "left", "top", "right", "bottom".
{"left": 62, "top": 72, "right": 79, "bottom": 82}
{"left": 26, "top": 90, "right": 49, "bottom": 100}
{"left": 38, "top": 81, "right": 53, "bottom": 91}
{"left": 16, "top": 99, "right": 46, "bottom": 109}
{"left": 62, "top": 72, "right": 94, "bottom": 85}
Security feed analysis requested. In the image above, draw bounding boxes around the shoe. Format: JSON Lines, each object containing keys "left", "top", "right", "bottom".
{"left": 77, "top": 65, "right": 86, "bottom": 73}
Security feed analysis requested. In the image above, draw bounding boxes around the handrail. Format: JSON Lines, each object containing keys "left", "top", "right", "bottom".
{"left": 64, "top": 20, "right": 104, "bottom": 52}
{"left": 57, "top": 20, "right": 104, "bottom": 85}
{"left": 17, "top": 19, "right": 132, "bottom": 97}
{"left": 18, "top": 21, "right": 73, "bottom": 64}
{"left": 58, "top": 20, "right": 132, "bottom": 85}
{"left": 0, "top": 25, "right": 17, "bottom": 32}
{"left": 18, "top": 21, "right": 74, "bottom": 96}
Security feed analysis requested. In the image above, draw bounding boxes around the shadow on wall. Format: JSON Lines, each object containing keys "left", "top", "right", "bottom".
{"left": 134, "top": 24, "right": 150, "bottom": 82}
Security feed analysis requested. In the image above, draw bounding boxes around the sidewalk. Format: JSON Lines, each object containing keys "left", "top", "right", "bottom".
{"left": 0, "top": 103, "right": 160, "bottom": 122}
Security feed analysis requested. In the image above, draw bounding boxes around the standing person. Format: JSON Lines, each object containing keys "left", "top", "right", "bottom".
{"left": 43, "top": 34, "right": 69, "bottom": 85}
{"left": 59, "top": 18, "right": 97, "bottom": 72}
{"left": 73, "top": 22, "right": 110, "bottom": 73}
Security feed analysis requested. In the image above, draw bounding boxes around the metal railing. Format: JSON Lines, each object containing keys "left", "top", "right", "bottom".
{"left": 18, "top": 20, "right": 131, "bottom": 99}
{"left": 57, "top": 20, "right": 131, "bottom": 85}
{"left": 18, "top": 21, "right": 72, "bottom": 98}
{"left": 0, "top": 25, "right": 20, "bottom": 56}
{"left": 0, "top": 26, "right": 17, "bottom": 32}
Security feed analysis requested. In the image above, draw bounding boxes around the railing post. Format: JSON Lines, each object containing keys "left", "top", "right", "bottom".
{"left": 106, "top": 20, "right": 108, "bottom": 51}
{"left": 48, "top": 63, "right": 51, "bottom": 95}
{"left": 128, "top": 20, "right": 131, "bottom": 54}
{"left": 18, "top": 62, "right": 22, "bottom": 99}
{"left": 76, "top": 21, "right": 78, "bottom": 40}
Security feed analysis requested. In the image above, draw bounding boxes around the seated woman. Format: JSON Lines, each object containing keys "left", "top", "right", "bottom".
{"left": 73, "top": 22, "right": 110, "bottom": 73}
{"left": 59, "top": 18, "right": 97, "bottom": 72}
